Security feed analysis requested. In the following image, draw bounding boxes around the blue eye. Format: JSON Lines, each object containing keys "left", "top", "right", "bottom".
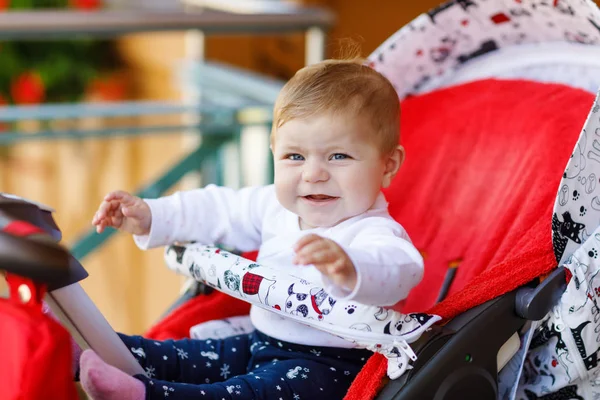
{"left": 287, "top": 154, "right": 304, "bottom": 161}
{"left": 331, "top": 153, "right": 349, "bottom": 160}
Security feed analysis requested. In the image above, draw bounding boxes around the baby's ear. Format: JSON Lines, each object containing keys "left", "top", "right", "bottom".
{"left": 269, "top": 132, "right": 276, "bottom": 153}
{"left": 382, "top": 145, "right": 405, "bottom": 188}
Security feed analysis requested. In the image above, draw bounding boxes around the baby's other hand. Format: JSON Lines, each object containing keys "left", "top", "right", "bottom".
{"left": 293, "top": 234, "right": 357, "bottom": 291}
{"left": 92, "top": 191, "right": 151, "bottom": 236}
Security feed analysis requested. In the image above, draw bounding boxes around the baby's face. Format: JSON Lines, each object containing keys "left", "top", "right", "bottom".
{"left": 273, "top": 113, "right": 390, "bottom": 229}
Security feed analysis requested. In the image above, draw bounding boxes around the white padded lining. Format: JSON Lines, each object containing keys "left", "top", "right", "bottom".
{"left": 436, "top": 41, "right": 600, "bottom": 94}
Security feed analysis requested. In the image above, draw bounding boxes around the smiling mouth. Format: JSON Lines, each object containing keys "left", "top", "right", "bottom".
{"left": 303, "top": 194, "right": 338, "bottom": 202}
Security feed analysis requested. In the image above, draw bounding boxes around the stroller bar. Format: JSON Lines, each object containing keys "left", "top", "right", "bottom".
{"left": 46, "top": 283, "right": 147, "bottom": 378}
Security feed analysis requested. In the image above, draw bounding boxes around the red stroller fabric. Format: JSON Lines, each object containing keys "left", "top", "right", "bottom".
{"left": 346, "top": 79, "right": 594, "bottom": 399}
{"left": 0, "top": 222, "right": 77, "bottom": 400}
{"left": 387, "top": 78, "right": 590, "bottom": 316}
{"left": 144, "top": 79, "right": 595, "bottom": 398}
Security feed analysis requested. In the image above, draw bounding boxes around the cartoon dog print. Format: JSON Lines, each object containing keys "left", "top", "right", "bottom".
{"left": 523, "top": 384, "right": 583, "bottom": 400}
{"left": 349, "top": 323, "right": 372, "bottom": 332}
{"left": 189, "top": 262, "right": 207, "bottom": 283}
{"left": 223, "top": 269, "right": 275, "bottom": 306}
{"left": 565, "top": 129, "right": 587, "bottom": 179}
{"left": 570, "top": 320, "right": 600, "bottom": 371}
{"left": 383, "top": 313, "right": 435, "bottom": 336}
{"left": 374, "top": 307, "right": 390, "bottom": 321}
{"left": 285, "top": 284, "right": 337, "bottom": 321}
{"left": 166, "top": 245, "right": 187, "bottom": 264}
{"left": 553, "top": 211, "right": 586, "bottom": 262}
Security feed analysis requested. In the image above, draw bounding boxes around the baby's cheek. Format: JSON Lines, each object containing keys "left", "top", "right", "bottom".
{"left": 274, "top": 180, "right": 295, "bottom": 210}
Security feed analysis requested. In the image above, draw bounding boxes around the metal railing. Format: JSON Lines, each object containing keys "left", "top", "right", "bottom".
{"left": 0, "top": 2, "right": 329, "bottom": 260}
{"left": 1, "top": 61, "right": 283, "bottom": 259}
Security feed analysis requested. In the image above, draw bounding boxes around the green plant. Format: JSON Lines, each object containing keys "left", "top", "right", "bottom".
{"left": 0, "top": 0, "right": 126, "bottom": 105}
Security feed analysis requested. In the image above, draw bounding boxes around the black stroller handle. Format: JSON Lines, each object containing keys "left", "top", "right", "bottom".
{"left": 0, "top": 194, "right": 62, "bottom": 241}
{"left": 0, "top": 195, "right": 88, "bottom": 290}
{"left": 0, "top": 229, "right": 71, "bottom": 285}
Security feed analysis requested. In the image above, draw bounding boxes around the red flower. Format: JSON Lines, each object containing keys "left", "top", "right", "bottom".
{"left": 70, "top": 0, "right": 101, "bottom": 10}
{"left": 10, "top": 72, "right": 45, "bottom": 105}
{"left": 0, "top": 0, "right": 9, "bottom": 11}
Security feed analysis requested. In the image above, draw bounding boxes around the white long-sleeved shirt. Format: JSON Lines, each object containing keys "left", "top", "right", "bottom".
{"left": 134, "top": 185, "right": 423, "bottom": 348}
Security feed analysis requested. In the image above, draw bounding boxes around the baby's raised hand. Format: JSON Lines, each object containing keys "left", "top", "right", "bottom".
{"left": 293, "top": 234, "right": 357, "bottom": 291}
{"left": 92, "top": 191, "right": 151, "bottom": 236}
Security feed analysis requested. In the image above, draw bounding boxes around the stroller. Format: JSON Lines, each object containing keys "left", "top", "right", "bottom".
{"left": 4, "top": 0, "right": 600, "bottom": 399}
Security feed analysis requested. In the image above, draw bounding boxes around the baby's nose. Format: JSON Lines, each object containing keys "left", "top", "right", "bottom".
{"left": 302, "top": 161, "right": 329, "bottom": 182}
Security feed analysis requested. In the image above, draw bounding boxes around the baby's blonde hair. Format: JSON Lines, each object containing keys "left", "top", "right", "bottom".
{"left": 271, "top": 58, "right": 400, "bottom": 155}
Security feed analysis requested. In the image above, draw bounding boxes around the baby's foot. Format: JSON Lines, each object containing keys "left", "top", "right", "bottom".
{"left": 80, "top": 349, "right": 146, "bottom": 400}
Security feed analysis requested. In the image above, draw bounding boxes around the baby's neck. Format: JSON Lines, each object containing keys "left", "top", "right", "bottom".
{"left": 298, "top": 218, "right": 317, "bottom": 230}
{"left": 298, "top": 216, "right": 355, "bottom": 231}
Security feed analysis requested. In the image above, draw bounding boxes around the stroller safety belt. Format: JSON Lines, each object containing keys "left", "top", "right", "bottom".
{"left": 163, "top": 244, "right": 440, "bottom": 379}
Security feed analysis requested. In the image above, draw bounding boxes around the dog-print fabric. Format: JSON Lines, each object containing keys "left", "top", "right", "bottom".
{"left": 163, "top": 244, "right": 440, "bottom": 380}
{"left": 553, "top": 89, "right": 600, "bottom": 265}
{"left": 367, "top": 0, "right": 600, "bottom": 101}
{"left": 119, "top": 330, "right": 371, "bottom": 400}
{"left": 508, "top": 225, "right": 600, "bottom": 400}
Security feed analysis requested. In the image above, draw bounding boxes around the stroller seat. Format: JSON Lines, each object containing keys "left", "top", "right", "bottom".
{"left": 145, "top": 78, "right": 595, "bottom": 400}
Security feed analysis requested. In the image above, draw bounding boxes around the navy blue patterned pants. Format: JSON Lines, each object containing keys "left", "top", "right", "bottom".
{"left": 119, "top": 330, "right": 371, "bottom": 400}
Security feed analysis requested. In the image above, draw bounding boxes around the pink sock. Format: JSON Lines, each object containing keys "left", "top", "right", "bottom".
{"left": 80, "top": 349, "right": 146, "bottom": 400}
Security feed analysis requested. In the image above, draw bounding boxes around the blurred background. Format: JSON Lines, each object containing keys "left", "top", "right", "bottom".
{"left": 1, "top": 0, "right": 587, "bottom": 335}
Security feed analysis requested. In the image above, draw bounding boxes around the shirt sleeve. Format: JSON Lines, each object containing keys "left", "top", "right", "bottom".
{"left": 321, "top": 222, "right": 424, "bottom": 306}
{"left": 133, "top": 184, "right": 274, "bottom": 251}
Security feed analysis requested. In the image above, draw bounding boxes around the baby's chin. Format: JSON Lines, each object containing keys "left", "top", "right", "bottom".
{"left": 299, "top": 214, "right": 353, "bottom": 230}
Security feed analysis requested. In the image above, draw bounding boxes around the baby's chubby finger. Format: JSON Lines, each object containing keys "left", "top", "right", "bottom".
{"left": 104, "top": 190, "right": 136, "bottom": 205}
{"left": 94, "top": 202, "right": 108, "bottom": 221}
{"left": 293, "top": 233, "right": 323, "bottom": 252}
{"left": 92, "top": 211, "right": 99, "bottom": 225}
{"left": 92, "top": 212, "right": 104, "bottom": 227}
{"left": 96, "top": 220, "right": 106, "bottom": 234}
{"left": 296, "top": 249, "right": 334, "bottom": 266}
{"left": 122, "top": 204, "right": 145, "bottom": 220}
{"left": 293, "top": 241, "right": 330, "bottom": 265}
{"left": 96, "top": 200, "right": 117, "bottom": 220}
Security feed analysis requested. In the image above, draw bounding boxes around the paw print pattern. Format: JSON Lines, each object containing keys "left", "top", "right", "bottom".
{"left": 345, "top": 305, "right": 357, "bottom": 314}
{"left": 589, "top": 249, "right": 598, "bottom": 259}
{"left": 573, "top": 190, "right": 580, "bottom": 201}
{"left": 581, "top": 206, "right": 587, "bottom": 216}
